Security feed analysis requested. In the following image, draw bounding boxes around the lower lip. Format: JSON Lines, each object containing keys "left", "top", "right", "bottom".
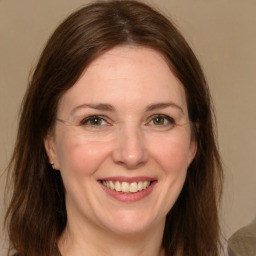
{"left": 99, "top": 181, "right": 157, "bottom": 202}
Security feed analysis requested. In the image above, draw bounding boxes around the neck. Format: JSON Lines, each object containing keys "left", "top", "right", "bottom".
{"left": 58, "top": 218, "right": 166, "bottom": 256}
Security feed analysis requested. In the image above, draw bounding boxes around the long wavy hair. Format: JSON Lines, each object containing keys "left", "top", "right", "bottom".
{"left": 5, "top": 1, "right": 223, "bottom": 255}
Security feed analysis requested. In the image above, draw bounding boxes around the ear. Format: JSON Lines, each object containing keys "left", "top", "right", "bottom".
{"left": 188, "top": 138, "right": 197, "bottom": 166}
{"left": 188, "top": 122, "right": 199, "bottom": 166}
{"left": 44, "top": 134, "right": 60, "bottom": 170}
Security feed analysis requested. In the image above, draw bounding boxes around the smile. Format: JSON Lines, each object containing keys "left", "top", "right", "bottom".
{"left": 102, "top": 180, "right": 151, "bottom": 193}
{"left": 99, "top": 177, "right": 157, "bottom": 202}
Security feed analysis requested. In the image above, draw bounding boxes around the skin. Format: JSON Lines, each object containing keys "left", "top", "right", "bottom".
{"left": 45, "top": 46, "right": 197, "bottom": 256}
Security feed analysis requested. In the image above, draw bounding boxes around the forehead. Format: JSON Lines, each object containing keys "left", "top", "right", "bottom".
{"left": 58, "top": 46, "right": 187, "bottom": 115}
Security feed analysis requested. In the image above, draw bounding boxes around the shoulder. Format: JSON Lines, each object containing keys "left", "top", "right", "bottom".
{"left": 227, "top": 218, "right": 256, "bottom": 256}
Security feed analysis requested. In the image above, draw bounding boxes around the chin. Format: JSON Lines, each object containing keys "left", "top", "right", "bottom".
{"left": 100, "top": 209, "right": 161, "bottom": 235}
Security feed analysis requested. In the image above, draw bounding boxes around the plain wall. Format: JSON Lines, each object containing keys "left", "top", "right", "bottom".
{"left": 1, "top": 0, "right": 256, "bottom": 254}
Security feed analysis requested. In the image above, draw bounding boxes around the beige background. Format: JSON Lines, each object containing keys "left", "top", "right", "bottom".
{"left": 1, "top": 0, "right": 255, "bottom": 254}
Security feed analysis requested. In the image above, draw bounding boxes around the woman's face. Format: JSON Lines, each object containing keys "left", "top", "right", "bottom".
{"left": 45, "top": 46, "right": 197, "bottom": 235}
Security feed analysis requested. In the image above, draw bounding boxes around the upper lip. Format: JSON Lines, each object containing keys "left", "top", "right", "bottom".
{"left": 98, "top": 176, "right": 156, "bottom": 183}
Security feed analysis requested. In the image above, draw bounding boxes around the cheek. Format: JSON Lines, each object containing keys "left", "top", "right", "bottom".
{"left": 148, "top": 134, "right": 192, "bottom": 174}
{"left": 55, "top": 135, "right": 112, "bottom": 176}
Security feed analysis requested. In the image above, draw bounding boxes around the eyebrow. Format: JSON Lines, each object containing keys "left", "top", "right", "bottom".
{"left": 145, "top": 102, "right": 184, "bottom": 114}
{"left": 70, "top": 102, "right": 184, "bottom": 115}
{"left": 71, "top": 103, "right": 114, "bottom": 115}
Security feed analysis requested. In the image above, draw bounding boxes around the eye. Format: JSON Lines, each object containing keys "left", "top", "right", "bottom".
{"left": 148, "top": 114, "right": 176, "bottom": 128}
{"left": 80, "top": 115, "right": 108, "bottom": 127}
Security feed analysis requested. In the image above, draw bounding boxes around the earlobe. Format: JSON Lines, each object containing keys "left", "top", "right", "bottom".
{"left": 44, "top": 135, "right": 60, "bottom": 170}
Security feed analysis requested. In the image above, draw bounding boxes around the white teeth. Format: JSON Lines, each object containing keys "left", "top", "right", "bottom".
{"left": 102, "top": 180, "right": 151, "bottom": 193}
{"left": 121, "top": 182, "right": 130, "bottom": 192}
{"left": 109, "top": 180, "right": 115, "bottom": 190}
{"left": 115, "top": 181, "right": 121, "bottom": 192}
{"left": 138, "top": 181, "right": 143, "bottom": 191}
{"left": 143, "top": 181, "right": 149, "bottom": 189}
{"left": 130, "top": 182, "right": 138, "bottom": 193}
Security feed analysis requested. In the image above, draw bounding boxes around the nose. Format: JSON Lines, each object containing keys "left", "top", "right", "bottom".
{"left": 111, "top": 125, "right": 149, "bottom": 169}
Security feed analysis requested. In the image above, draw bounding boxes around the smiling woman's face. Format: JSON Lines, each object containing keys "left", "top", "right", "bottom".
{"left": 45, "top": 46, "right": 197, "bottom": 236}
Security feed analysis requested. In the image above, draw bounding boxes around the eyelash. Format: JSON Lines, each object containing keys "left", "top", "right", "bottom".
{"left": 147, "top": 114, "right": 176, "bottom": 127}
{"left": 79, "top": 114, "right": 176, "bottom": 128}
{"left": 80, "top": 115, "right": 109, "bottom": 127}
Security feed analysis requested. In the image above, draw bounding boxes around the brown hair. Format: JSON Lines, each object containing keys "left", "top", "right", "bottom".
{"left": 5, "top": 1, "right": 223, "bottom": 255}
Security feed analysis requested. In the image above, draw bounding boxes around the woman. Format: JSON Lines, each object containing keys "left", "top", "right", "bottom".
{"left": 5, "top": 1, "right": 223, "bottom": 255}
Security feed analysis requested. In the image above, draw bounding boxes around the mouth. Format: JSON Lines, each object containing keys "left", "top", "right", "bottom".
{"left": 98, "top": 177, "right": 157, "bottom": 202}
{"left": 101, "top": 180, "right": 152, "bottom": 193}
